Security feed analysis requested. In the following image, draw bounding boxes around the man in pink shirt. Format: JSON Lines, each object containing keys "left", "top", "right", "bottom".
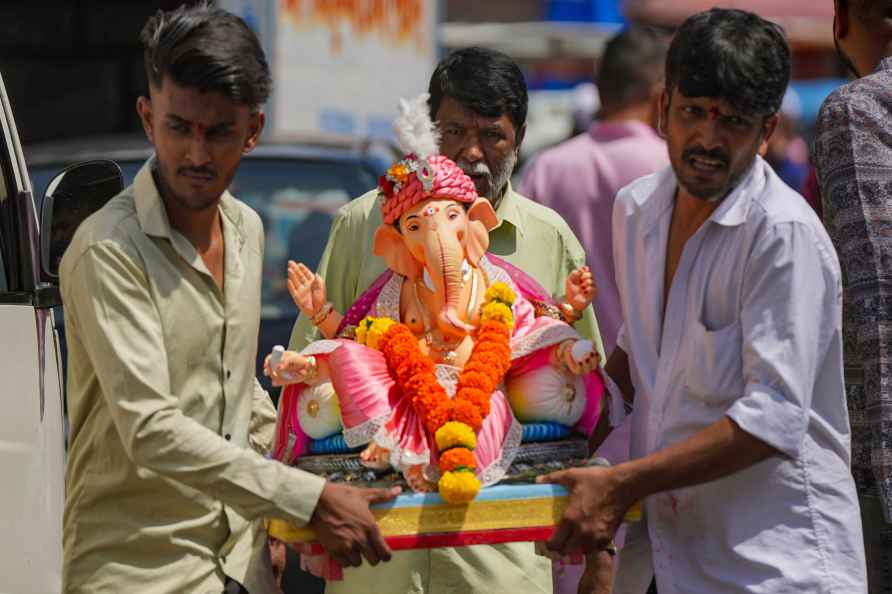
{"left": 519, "top": 26, "right": 669, "bottom": 355}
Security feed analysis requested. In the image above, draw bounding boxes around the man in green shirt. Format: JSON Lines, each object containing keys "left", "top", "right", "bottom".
{"left": 291, "top": 48, "right": 603, "bottom": 361}
{"left": 289, "top": 47, "right": 603, "bottom": 594}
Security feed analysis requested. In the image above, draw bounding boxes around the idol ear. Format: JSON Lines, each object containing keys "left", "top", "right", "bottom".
{"left": 373, "top": 224, "right": 423, "bottom": 279}
{"left": 467, "top": 198, "right": 498, "bottom": 231}
{"left": 466, "top": 198, "right": 497, "bottom": 265}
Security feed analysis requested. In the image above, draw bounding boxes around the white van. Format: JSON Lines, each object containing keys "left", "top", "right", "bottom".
{"left": 0, "top": 72, "right": 122, "bottom": 593}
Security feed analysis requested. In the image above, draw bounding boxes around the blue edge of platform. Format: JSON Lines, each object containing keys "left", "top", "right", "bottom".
{"left": 309, "top": 422, "right": 572, "bottom": 455}
{"left": 372, "top": 483, "right": 570, "bottom": 509}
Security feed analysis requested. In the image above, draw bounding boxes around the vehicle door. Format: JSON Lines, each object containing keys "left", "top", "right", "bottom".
{"left": 0, "top": 72, "right": 65, "bottom": 594}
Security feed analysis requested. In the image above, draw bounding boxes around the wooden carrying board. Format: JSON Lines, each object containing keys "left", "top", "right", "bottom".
{"left": 268, "top": 483, "right": 641, "bottom": 552}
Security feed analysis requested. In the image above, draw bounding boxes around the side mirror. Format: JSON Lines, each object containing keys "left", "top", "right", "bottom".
{"left": 40, "top": 160, "right": 124, "bottom": 281}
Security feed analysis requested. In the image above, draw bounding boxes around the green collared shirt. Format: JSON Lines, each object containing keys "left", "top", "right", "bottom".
{"left": 60, "top": 160, "right": 325, "bottom": 594}
{"left": 289, "top": 183, "right": 604, "bottom": 358}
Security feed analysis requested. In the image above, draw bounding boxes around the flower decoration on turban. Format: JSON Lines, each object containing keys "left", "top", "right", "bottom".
{"left": 378, "top": 93, "right": 478, "bottom": 225}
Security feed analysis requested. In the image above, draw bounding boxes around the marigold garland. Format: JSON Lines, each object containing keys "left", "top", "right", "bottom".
{"left": 438, "top": 447, "right": 477, "bottom": 473}
{"left": 435, "top": 421, "right": 478, "bottom": 450}
{"left": 371, "top": 281, "right": 516, "bottom": 504}
{"left": 438, "top": 469, "right": 480, "bottom": 503}
{"left": 356, "top": 316, "right": 397, "bottom": 350}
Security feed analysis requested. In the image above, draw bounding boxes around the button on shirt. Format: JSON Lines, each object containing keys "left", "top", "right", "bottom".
{"left": 60, "top": 161, "right": 325, "bottom": 594}
{"left": 612, "top": 157, "right": 866, "bottom": 593}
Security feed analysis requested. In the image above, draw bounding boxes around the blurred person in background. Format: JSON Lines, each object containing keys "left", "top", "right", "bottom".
{"left": 288, "top": 46, "right": 604, "bottom": 594}
{"left": 812, "top": 0, "right": 892, "bottom": 591}
{"left": 519, "top": 29, "right": 668, "bottom": 592}
{"left": 519, "top": 25, "right": 669, "bottom": 358}
{"left": 569, "top": 81, "right": 601, "bottom": 137}
{"left": 763, "top": 88, "right": 810, "bottom": 192}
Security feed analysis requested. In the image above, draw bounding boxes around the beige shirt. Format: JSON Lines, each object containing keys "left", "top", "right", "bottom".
{"left": 60, "top": 160, "right": 325, "bottom": 594}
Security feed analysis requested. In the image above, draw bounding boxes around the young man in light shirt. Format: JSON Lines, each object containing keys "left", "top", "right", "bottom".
{"left": 60, "top": 5, "right": 396, "bottom": 593}
{"left": 542, "top": 9, "right": 867, "bottom": 594}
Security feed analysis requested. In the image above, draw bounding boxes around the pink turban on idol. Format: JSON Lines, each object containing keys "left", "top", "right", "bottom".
{"left": 377, "top": 93, "right": 478, "bottom": 225}
{"left": 378, "top": 154, "right": 478, "bottom": 225}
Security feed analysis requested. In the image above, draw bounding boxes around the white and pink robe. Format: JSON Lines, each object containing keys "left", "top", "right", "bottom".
{"left": 273, "top": 255, "right": 605, "bottom": 489}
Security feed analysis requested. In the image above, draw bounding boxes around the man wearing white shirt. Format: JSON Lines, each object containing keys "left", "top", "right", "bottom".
{"left": 540, "top": 9, "right": 867, "bottom": 594}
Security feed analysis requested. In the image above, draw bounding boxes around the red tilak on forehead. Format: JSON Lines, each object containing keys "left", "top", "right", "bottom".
{"left": 708, "top": 107, "right": 720, "bottom": 120}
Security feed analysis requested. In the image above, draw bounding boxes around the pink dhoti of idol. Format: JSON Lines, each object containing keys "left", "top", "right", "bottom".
{"left": 274, "top": 254, "right": 605, "bottom": 489}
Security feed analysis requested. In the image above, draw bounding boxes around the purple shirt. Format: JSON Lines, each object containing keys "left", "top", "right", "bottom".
{"left": 519, "top": 121, "right": 667, "bottom": 353}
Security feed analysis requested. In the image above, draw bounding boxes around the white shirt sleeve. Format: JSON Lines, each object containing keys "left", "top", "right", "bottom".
{"left": 726, "top": 221, "right": 841, "bottom": 459}
{"left": 615, "top": 323, "right": 628, "bottom": 353}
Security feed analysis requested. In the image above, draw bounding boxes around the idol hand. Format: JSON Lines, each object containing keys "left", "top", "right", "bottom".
{"left": 557, "top": 339, "right": 600, "bottom": 375}
{"left": 288, "top": 261, "right": 327, "bottom": 318}
{"left": 263, "top": 350, "right": 311, "bottom": 386}
{"left": 565, "top": 265, "right": 596, "bottom": 313}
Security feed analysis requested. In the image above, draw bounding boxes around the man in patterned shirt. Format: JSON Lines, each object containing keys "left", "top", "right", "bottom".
{"left": 812, "top": 1, "right": 892, "bottom": 590}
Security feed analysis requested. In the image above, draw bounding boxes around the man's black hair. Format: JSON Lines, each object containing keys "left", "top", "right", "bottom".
{"left": 597, "top": 25, "right": 668, "bottom": 112}
{"left": 850, "top": 0, "right": 892, "bottom": 21}
{"left": 665, "top": 8, "right": 790, "bottom": 117}
{"left": 140, "top": 2, "right": 271, "bottom": 109}
{"left": 427, "top": 47, "right": 528, "bottom": 132}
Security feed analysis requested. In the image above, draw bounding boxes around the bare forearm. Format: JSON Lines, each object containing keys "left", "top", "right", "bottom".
{"left": 588, "top": 410, "right": 612, "bottom": 455}
{"left": 613, "top": 416, "right": 778, "bottom": 503}
{"left": 604, "top": 348, "right": 633, "bottom": 404}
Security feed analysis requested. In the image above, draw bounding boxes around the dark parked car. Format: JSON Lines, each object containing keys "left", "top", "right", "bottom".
{"left": 26, "top": 133, "right": 394, "bottom": 397}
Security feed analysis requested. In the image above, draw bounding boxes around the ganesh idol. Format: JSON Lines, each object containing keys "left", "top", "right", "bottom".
{"left": 267, "top": 94, "right": 606, "bottom": 503}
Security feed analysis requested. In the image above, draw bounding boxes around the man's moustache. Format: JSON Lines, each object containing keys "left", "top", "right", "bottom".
{"left": 457, "top": 161, "right": 491, "bottom": 177}
{"left": 178, "top": 167, "right": 216, "bottom": 178}
{"left": 682, "top": 147, "right": 729, "bottom": 166}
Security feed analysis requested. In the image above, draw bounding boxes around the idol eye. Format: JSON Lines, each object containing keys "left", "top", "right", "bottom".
{"left": 408, "top": 224, "right": 420, "bottom": 232}
{"left": 448, "top": 211, "right": 459, "bottom": 220}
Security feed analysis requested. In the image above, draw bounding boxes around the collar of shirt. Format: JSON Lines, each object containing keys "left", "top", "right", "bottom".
{"left": 632, "top": 157, "right": 765, "bottom": 236}
{"left": 588, "top": 120, "right": 661, "bottom": 144}
{"left": 492, "top": 181, "right": 525, "bottom": 238}
{"left": 132, "top": 158, "right": 247, "bottom": 262}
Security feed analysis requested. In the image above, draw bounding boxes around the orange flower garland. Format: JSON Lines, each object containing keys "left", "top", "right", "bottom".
{"left": 438, "top": 448, "right": 477, "bottom": 473}
{"left": 376, "top": 282, "right": 516, "bottom": 503}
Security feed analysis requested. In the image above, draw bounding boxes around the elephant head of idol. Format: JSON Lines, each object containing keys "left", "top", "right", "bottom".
{"left": 374, "top": 153, "right": 498, "bottom": 338}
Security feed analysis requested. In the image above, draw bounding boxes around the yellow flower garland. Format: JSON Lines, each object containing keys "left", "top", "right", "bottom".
{"left": 356, "top": 316, "right": 397, "bottom": 350}
{"left": 438, "top": 469, "right": 480, "bottom": 503}
{"left": 480, "top": 301, "right": 514, "bottom": 330}
{"left": 435, "top": 421, "right": 478, "bottom": 451}
{"left": 483, "top": 282, "right": 516, "bottom": 306}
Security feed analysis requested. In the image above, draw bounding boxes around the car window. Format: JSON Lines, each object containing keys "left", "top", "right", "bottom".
{"left": 28, "top": 155, "right": 377, "bottom": 316}
{"left": 229, "top": 158, "right": 376, "bottom": 317}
